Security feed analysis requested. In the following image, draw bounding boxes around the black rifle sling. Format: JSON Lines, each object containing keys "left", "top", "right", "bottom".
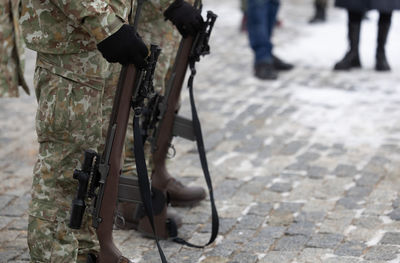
{"left": 172, "top": 60, "right": 219, "bottom": 249}
{"left": 133, "top": 108, "right": 168, "bottom": 263}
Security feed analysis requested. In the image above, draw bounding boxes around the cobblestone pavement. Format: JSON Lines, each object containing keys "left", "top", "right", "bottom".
{"left": 2, "top": 0, "right": 400, "bottom": 262}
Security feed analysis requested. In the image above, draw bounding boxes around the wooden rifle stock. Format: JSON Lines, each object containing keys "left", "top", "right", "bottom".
{"left": 94, "top": 64, "right": 139, "bottom": 263}
{"left": 152, "top": 37, "right": 194, "bottom": 180}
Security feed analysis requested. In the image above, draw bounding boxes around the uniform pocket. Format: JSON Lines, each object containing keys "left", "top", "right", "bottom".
{"left": 34, "top": 66, "right": 103, "bottom": 147}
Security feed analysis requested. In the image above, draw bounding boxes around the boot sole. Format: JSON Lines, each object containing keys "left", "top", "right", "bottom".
{"left": 169, "top": 192, "right": 207, "bottom": 207}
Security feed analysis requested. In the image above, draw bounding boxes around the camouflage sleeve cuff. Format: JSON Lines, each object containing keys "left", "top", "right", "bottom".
{"left": 82, "top": 12, "right": 125, "bottom": 44}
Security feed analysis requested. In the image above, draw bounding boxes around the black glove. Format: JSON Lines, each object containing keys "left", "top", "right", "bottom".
{"left": 97, "top": 24, "right": 148, "bottom": 68}
{"left": 164, "top": 0, "right": 204, "bottom": 38}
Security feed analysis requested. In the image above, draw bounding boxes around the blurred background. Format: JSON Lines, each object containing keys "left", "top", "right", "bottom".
{"left": 1, "top": 0, "right": 400, "bottom": 262}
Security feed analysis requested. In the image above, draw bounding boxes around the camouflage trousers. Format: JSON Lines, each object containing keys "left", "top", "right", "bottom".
{"left": 28, "top": 4, "right": 185, "bottom": 262}
{"left": 0, "top": 0, "right": 20, "bottom": 97}
{"left": 28, "top": 51, "right": 114, "bottom": 263}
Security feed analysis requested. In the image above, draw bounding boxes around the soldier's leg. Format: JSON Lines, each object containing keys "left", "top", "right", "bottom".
{"left": 28, "top": 53, "right": 105, "bottom": 262}
{"left": 136, "top": 0, "right": 206, "bottom": 206}
{"left": 0, "top": 0, "right": 19, "bottom": 97}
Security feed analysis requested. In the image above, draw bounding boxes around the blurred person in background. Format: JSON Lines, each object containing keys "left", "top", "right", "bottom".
{"left": 247, "top": 0, "right": 293, "bottom": 80}
{"left": 309, "top": 0, "right": 328, "bottom": 24}
{"left": 334, "top": 0, "right": 400, "bottom": 71}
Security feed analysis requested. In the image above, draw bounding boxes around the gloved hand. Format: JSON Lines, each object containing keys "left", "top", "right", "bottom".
{"left": 164, "top": 0, "right": 204, "bottom": 38}
{"left": 97, "top": 24, "right": 148, "bottom": 68}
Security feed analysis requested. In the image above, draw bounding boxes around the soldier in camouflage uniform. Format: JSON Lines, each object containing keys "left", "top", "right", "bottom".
{"left": 0, "top": 0, "right": 29, "bottom": 97}
{"left": 20, "top": 0, "right": 146, "bottom": 261}
{"left": 20, "top": 0, "right": 204, "bottom": 261}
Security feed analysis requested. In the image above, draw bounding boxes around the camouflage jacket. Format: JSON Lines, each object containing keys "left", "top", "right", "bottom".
{"left": 20, "top": 0, "right": 175, "bottom": 55}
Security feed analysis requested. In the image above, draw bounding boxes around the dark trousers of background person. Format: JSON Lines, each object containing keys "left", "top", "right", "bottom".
{"left": 247, "top": 0, "right": 280, "bottom": 65}
{"left": 334, "top": 10, "right": 393, "bottom": 71}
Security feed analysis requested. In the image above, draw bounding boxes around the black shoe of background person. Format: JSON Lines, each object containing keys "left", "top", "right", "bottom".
{"left": 309, "top": 5, "right": 326, "bottom": 24}
{"left": 376, "top": 52, "right": 391, "bottom": 71}
{"left": 272, "top": 55, "right": 294, "bottom": 71}
{"left": 309, "top": 15, "right": 326, "bottom": 24}
{"left": 254, "top": 62, "right": 278, "bottom": 80}
{"left": 333, "top": 51, "right": 361, "bottom": 70}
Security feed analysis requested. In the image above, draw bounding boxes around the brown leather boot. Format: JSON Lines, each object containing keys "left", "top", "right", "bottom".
{"left": 166, "top": 177, "right": 206, "bottom": 207}
{"left": 151, "top": 165, "right": 206, "bottom": 207}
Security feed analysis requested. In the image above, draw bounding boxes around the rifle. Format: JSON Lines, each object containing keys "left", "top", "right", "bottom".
{"left": 68, "top": 1, "right": 167, "bottom": 261}
{"left": 139, "top": 6, "right": 219, "bottom": 248}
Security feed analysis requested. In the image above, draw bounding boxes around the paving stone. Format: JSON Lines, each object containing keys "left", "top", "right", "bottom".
{"left": 285, "top": 221, "right": 315, "bottom": 236}
{"left": 247, "top": 234, "right": 275, "bottom": 253}
{"left": 276, "top": 202, "right": 304, "bottom": 213}
{"left": 355, "top": 172, "right": 381, "bottom": 187}
{"left": 346, "top": 186, "right": 373, "bottom": 198}
{"left": 16, "top": 250, "right": 30, "bottom": 261}
{"left": 296, "top": 152, "right": 320, "bottom": 163}
{"left": 273, "top": 235, "right": 309, "bottom": 251}
{"left": 334, "top": 241, "right": 366, "bottom": 257}
{"left": 230, "top": 252, "right": 258, "bottom": 263}
{"left": 258, "top": 251, "right": 298, "bottom": 263}
{"left": 306, "top": 233, "right": 344, "bottom": 249}
{"left": 9, "top": 216, "right": 28, "bottom": 231}
{"left": 295, "top": 248, "right": 333, "bottom": 263}
{"left": 353, "top": 216, "right": 382, "bottom": 230}
{"left": 268, "top": 210, "right": 295, "bottom": 226}
{"left": 363, "top": 245, "right": 399, "bottom": 261}
{"left": 284, "top": 162, "right": 308, "bottom": 171}
{"left": 201, "top": 256, "right": 229, "bottom": 263}
{"left": 379, "top": 232, "right": 400, "bottom": 245}
{"left": 214, "top": 179, "right": 244, "bottom": 200}
{"left": 204, "top": 241, "right": 240, "bottom": 258}
{"left": 236, "top": 214, "right": 265, "bottom": 230}
{"left": 279, "top": 140, "right": 307, "bottom": 156}
{"left": 310, "top": 143, "right": 329, "bottom": 151}
{"left": 0, "top": 249, "right": 19, "bottom": 262}
{"left": 200, "top": 218, "right": 236, "bottom": 235}
{"left": 336, "top": 197, "right": 363, "bottom": 210}
{"left": 0, "top": 195, "right": 29, "bottom": 217}
{"left": 332, "top": 164, "right": 358, "bottom": 178}
{"left": 393, "top": 197, "right": 400, "bottom": 209}
{"left": 257, "top": 226, "right": 286, "bottom": 240}
{"left": 307, "top": 166, "right": 328, "bottom": 179}
{"left": 388, "top": 208, "right": 400, "bottom": 221}
{"left": 324, "top": 257, "right": 362, "bottom": 263}
{"left": 0, "top": 216, "right": 14, "bottom": 230}
{"left": 169, "top": 249, "right": 203, "bottom": 263}
{"left": 269, "top": 183, "right": 292, "bottom": 193}
{"left": 224, "top": 229, "right": 256, "bottom": 244}
{"left": 295, "top": 211, "right": 326, "bottom": 223}
{"left": 247, "top": 203, "right": 273, "bottom": 216}
{"left": 0, "top": 195, "right": 14, "bottom": 210}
